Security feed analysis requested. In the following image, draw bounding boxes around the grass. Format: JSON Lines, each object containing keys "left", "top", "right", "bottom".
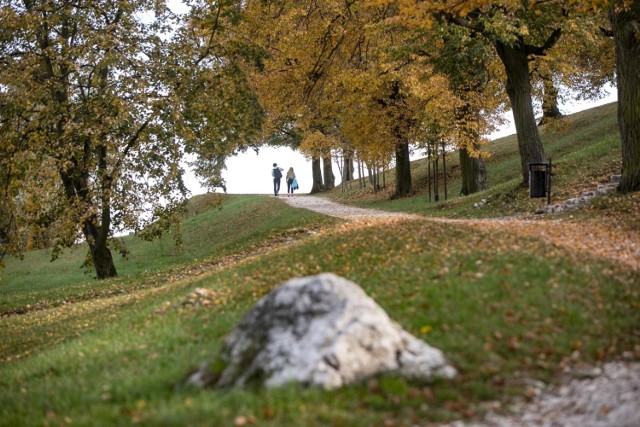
{"left": 0, "top": 194, "right": 339, "bottom": 315}
{"left": 1, "top": 102, "right": 639, "bottom": 426}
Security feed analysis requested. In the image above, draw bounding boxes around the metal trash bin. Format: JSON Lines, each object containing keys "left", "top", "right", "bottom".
{"left": 529, "top": 162, "right": 548, "bottom": 198}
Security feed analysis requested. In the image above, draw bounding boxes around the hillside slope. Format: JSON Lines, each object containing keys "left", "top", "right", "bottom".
{"left": 330, "top": 102, "right": 624, "bottom": 219}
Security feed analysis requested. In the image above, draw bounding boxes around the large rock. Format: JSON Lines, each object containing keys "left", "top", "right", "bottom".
{"left": 185, "top": 273, "right": 456, "bottom": 390}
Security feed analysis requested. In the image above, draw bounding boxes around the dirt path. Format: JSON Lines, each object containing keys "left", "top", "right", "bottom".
{"left": 282, "top": 195, "right": 640, "bottom": 271}
{"left": 281, "top": 194, "right": 420, "bottom": 220}
{"left": 282, "top": 195, "right": 640, "bottom": 427}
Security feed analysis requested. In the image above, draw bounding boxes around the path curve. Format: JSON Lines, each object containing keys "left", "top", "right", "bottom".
{"left": 281, "top": 195, "right": 420, "bottom": 220}
{"left": 281, "top": 195, "right": 640, "bottom": 271}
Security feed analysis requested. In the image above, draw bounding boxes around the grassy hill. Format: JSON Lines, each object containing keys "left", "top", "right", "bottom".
{"left": 1, "top": 103, "right": 638, "bottom": 426}
{"left": 330, "top": 102, "right": 625, "bottom": 219}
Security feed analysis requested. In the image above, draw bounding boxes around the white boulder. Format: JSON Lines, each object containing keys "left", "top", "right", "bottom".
{"left": 186, "top": 273, "right": 456, "bottom": 389}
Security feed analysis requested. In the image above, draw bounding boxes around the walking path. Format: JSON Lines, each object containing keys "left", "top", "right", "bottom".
{"left": 281, "top": 195, "right": 640, "bottom": 271}
{"left": 282, "top": 195, "right": 420, "bottom": 220}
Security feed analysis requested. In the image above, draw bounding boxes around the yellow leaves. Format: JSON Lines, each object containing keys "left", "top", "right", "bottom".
{"left": 420, "top": 325, "right": 432, "bottom": 334}
{"left": 299, "top": 131, "right": 338, "bottom": 157}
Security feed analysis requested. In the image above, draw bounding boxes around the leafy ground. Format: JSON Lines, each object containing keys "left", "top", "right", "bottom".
{"left": 1, "top": 103, "right": 639, "bottom": 426}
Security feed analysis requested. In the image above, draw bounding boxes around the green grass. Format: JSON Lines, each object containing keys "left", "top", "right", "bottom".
{"left": 0, "top": 194, "right": 339, "bottom": 315}
{"left": 1, "top": 216, "right": 638, "bottom": 426}
{"left": 1, "top": 102, "right": 639, "bottom": 426}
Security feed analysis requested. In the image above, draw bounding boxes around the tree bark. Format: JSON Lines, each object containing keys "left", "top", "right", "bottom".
{"left": 441, "top": 139, "right": 448, "bottom": 200}
{"left": 459, "top": 148, "right": 487, "bottom": 195}
{"left": 310, "top": 156, "right": 324, "bottom": 193}
{"left": 342, "top": 152, "right": 354, "bottom": 181}
{"left": 83, "top": 219, "right": 117, "bottom": 279}
{"left": 433, "top": 150, "right": 440, "bottom": 202}
{"left": 322, "top": 154, "right": 335, "bottom": 190}
{"left": 611, "top": 2, "right": 640, "bottom": 193}
{"left": 539, "top": 70, "right": 562, "bottom": 125}
{"left": 393, "top": 142, "right": 413, "bottom": 197}
{"left": 495, "top": 40, "right": 546, "bottom": 184}
{"left": 426, "top": 149, "right": 432, "bottom": 202}
{"left": 59, "top": 170, "right": 117, "bottom": 279}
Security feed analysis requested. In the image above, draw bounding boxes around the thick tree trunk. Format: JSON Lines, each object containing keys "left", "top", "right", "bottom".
{"left": 310, "top": 156, "right": 323, "bottom": 193}
{"left": 495, "top": 41, "right": 546, "bottom": 184}
{"left": 322, "top": 154, "right": 335, "bottom": 190}
{"left": 539, "top": 71, "right": 562, "bottom": 125}
{"left": 459, "top": 148, "right": 487, "bottom": 195}
{"left": 394, "top": 142, "right": 412, "bottom": 198}
{"left": 84, "top": 220, "right": 117, "bottom": 279}
{"left": 60, "top": 169, "right": 117, "bottom": 279}
{"left": 611, "top": 3, "right": 640, "bottom": 193}
{"left": 342, "top": 152, "right": 354, "bottom": 181}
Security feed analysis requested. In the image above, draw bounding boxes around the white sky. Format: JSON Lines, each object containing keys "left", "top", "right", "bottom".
{"left": 183, "top": 85, "right": 617, "bottom": 196}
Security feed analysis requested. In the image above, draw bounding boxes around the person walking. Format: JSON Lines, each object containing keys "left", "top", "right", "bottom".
{"left": 272, "top": 163, "right": 284, "bottom": 196}
{"left": 286, "top": 167, "right": 296, "bottom": 196}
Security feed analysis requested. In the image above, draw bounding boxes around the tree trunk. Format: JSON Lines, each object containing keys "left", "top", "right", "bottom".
{"left": 459, "top": 148, "right": 487, "bottom": 195}
{"left": 434, "top": 152, "right": 440, "bottom": 202}
{"left": 382, "top": 165, "right": 386, "bottom": 188}
{"left": 495, "top": 40, "right": 546, "bottom": 184}
{"left": 393, "top": 142, "right": 412, "bottom": 198}
{"left": 310, "top": 156, "right": 323, "bottom": 193}
{"left": 611, "top": 3, "right": 640, "bottom": 193}
{"left": 426, "top": 150, "right": 432, "bottom": 202}
{"left": 441, "top": 139, "right": 448, "bottom": 200}
{"left": 322, "top": 154, "right": 335, "bottom": 190}
{"left": 373, "top": 167, "right": 379, "bottom": 191}
{"left": 357, "top": 155, "right": 365, "bottom": 188}
{"left": 342, "top": 152, "right": 354, "bottom": 181}
{"left": 60, "top": 168, "right": 118, "bottom": 279}
{"left": 84, "top": 220, "right": 118, "bottom": 279}
{"left": 539, "top": 70, "right": 562, "bottom": 125}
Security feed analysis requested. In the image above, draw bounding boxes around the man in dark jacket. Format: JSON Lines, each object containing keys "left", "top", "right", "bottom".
{"left": 272, "top": 163, "right": 284, "bottom": 196}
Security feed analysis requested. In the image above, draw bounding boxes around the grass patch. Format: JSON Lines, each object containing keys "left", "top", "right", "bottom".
{"left": 0, "top": 194, "right": 339, "bottom": 315}
{"left": 2, "top": 215, "right": 638, "bottom": 426}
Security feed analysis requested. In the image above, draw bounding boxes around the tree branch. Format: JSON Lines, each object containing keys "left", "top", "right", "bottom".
{"left": 526, "top": 27, "right": 562, "bottom": 56}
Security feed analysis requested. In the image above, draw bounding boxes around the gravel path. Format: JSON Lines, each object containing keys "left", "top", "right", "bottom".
{"left": 281, "top": 195, "right": 420, "bottom": 220}
{"left": 282, "top": 195, "right": 640, "bottom": 271}
{"left": 281, "top": 195, "right": 640, "bottom": 427}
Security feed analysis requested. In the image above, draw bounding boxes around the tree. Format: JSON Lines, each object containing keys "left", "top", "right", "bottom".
{"left": 385, "top": 0, "right": 635, "bottom": 192}
{"left": 609, "top": 1, "right": 640, "bottom": 192}
{"left": 426, "top": 23, "right": 503, "bottom": 195}
{"left": 384, "top": 1, "right": 572, "bottom": 184}
{"left": 0, "top": 0, "right": 259, "bottom": 278}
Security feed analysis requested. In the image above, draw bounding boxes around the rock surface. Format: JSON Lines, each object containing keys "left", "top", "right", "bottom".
{"left": 186, "top": 273, "right": 455, "bottom": 389}
{"left": 539, "top": 175, "right": 620, "bottom": 215}
{"left": 444, "top": 362, "right": 640, "bottom": 427}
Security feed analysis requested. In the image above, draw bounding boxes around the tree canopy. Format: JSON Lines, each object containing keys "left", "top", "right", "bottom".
{"left": 0, "top": 0, "right": 261, "bottom": 278}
